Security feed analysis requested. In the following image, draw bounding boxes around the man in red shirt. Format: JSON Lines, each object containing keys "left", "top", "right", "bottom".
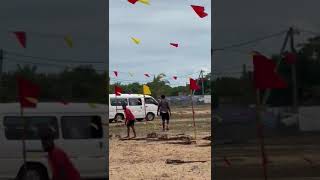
{"left": 122, "top": 103, "right": 136, "bottom": 139}
{"left": 40, "top": 129, "right": 81, "bottom": 180}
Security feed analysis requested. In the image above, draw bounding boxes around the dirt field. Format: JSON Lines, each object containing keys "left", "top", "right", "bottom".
{"left": 109, "top": 105, "right": 211, "bottom": 180}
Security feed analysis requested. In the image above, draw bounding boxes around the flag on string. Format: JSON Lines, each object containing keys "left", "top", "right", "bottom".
{"left": 88, "top": 103, "right": 97, "bottom": 108}
{"left": 252, "top": 51, "right": 287, "bottom": 89}
{"left": 13, "top": 31, "right": 26, "bottom": 48}
{"left": 59, "top": 100, "right": 69, "bottom": 105}
{"left": 128, "top": 72, "right": 134, "bottom": 77}
{"left": 170, "top": 43, "right": 178, "bottom": 48}
{"left": 17, "top": 77, "right": 40, "bottom": 108}
{"left": 143, "top": 85, "right": 151, "bottom": 95}
{"left": 144, "top": 73, "right": 150, "bottom": 77}
{"left": 113, "top": 71, "right": 118, "bottom": 77}
{"left": 128, "top": 0, "right": 138, "bottom": 4}
{"left": 283, "top": 52, "right": 297, "bottom": 64}
{"left": 223, "top": 156, "right": 231, "bottom": 167}
{"left": 131, "top": 37, "right": 140, "bottom": 44}
{"left": 189, "top": 78, "right": 200, "bottom": 91}
{"left": 139, "top": 0, "right": 150, "bottom": 5}
{"left": 191, "top": 5, "right": 208, "bottom": 18}
{"left": 64, "top": 35, "right": 73, "bottom": 48}
{"left": 173, "top": 76, "right": 177, "bottom": 80}
{"left": 115, "top": 86, "right": 123, "bottom": 96}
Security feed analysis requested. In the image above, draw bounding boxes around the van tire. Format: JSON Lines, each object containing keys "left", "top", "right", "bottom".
{"left": 114, "top": 114, "right": 124, "bottom": 122}
{"left": 17, "top": 163, "right": 49, "bottom": 180}
{"left": 146, "top": 113, "right": 155, "bottom": 121}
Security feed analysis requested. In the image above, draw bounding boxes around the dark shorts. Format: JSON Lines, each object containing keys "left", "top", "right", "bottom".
{"left": 127, "top": 120, "right": 135, "bottom": 127}
{"left": 160, "top": 112, "right": 170, "bottom": 122}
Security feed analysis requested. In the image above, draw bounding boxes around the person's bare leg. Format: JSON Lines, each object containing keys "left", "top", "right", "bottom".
{"left": 131, "top": 126, "right": 136, "bottom": 138}
{"left": 124, "top": 126, "right": 130, "bottom": 138}
{"left": 162, "top": 121, "right": 165, "bottom": 131}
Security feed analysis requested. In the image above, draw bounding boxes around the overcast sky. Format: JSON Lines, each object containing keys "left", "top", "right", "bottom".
{"left": 109, "top": 0, "right": 211, "bottom": 86}
{"left": 0, "top": 0, "right": 107, "bottom": 73}
{"left": 213, "top": 0, "right": 320, "bottom": 78}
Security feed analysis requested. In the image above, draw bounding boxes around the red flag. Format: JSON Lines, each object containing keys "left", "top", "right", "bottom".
{"left": 13, "top": 31, "right": 26, "bottom": 48}
{"left": 223, "top": 156, "right": 231, "bottom": 167}
{"left": 17, "top": 77, "right": 40, "bottom": 108}
{"left": 170, "top": 43, "right": 179, "bottom": 48}
{"left": 191, "top": 5, "right": 208, "bottom": 18}
{"left": 115, "top": 86, "right": 122, "bottom": 96}
{"left": 113, "top": 71, "right": 118, "bottom": 77}
{"left": 283, "top": 52, "right": 297, "bottom": 64}
{"left": 189, "top": 78, "right": 200, "bottom": 91}
{"left": 252, "top": 52, "right": 287, "bottom": 89}
{"left": 144, "top": 73, "right": 150, "bottom": 77}
{"left": 128, "top": 0, "right": 138, "bottom": 4}
{"left": 173, "top": 76, "right": 177, "bottom": 80}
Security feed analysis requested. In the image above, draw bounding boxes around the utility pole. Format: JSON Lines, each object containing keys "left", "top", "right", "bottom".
{"left": 201, "top": 70, "right": 205, "bottom": 95}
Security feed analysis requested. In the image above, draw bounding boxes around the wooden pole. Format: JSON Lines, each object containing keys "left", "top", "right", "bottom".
{"left": 20, "top": 106, "right": 27, "bottom": 175}
{"left": 256, "top": 89, "right": 268, "bottom": 180}
{"left": 191, "top": 89, "right": 197, "bottom": 140}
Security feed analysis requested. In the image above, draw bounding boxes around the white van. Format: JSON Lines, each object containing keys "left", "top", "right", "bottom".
{"left": 109, "top": 94, "right": 158, "bottom": 122}
{"left": 0, "top": 102, "right": 108, "bottom": 180}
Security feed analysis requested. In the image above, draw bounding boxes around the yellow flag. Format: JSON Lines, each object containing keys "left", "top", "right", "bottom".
{"left": 143, "top": 85, "right": 151, "bottom": 95}
{"left": 88, "top": 103, "right": 97, "bottom": 108}
{"left": 64, "top": 35, "right": 73, "bottom": 48}
{"left": 139, "top": 0, "right": 150, "bottom": 5}
{"left": 131, "top": 37, "right": 140, "bottom": 44}
{"left": 25, "top": 97, "right": 38, "bottom": 104}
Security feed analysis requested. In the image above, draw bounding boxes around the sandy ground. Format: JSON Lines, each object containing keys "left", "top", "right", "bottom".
{"left": 109, "top": 105, "right": 211, "bottom": 180}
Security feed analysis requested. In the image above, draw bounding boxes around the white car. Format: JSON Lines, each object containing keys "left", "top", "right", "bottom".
{"left": 0, "top": 102, "right": 108, "bottom": 180}
{"left": 109, "top": 94, "right": 158, "bottom": 122}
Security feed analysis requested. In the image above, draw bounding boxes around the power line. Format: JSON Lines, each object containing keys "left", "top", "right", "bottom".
{"left": 212, "top": 30, "right": 287, "bottom": 52}
{"left": 4, "top": 50, "right": 106, "bottom": 64}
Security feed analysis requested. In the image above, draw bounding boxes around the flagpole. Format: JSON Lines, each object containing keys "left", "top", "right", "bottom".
{"left": 256, "top": 89, "right": 268, "bottom": 180}
{"left": 191, "top": 89, "right": 197, "bottom": 140}
{"left": 20, "top": 105, "right": 27, "bottom": 175}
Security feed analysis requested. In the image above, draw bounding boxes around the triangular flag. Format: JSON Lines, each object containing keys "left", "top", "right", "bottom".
{"left": 144, "top": 73, "right": 150, "bottom": 77}
{"left": 252, "top": 51, "right": 287, "bottom": 89}
{"left": 59, "top": 100, "right": 69, "bottom": 105}
{"left": 170, "top": 43, "right": 179, "bottom": 48}
{"left": 131, "top": 37, "right": 140, "bottom": 44}
{"left": 128, "top": 0, "right": 138, "bottom": 4}
{"left": 13, "top": 32, "right": 26, "bottom": 48}
{"left": 191, "top": 5, "right": 208, "bottom": 18}
{"left": 139, "top": 0, "right": 150, "bottom": 5}
{"left": 17, "top": 77, "right": 40, "bottom": 108}
{"left": 113, "top": 71, "right": 118, "bottom": 77}
{"left": 189, "top": 78, "right": 200, "bottom": 91}
{"left": 128, "top": 72, "right": 134, "bottom": 77}
{"left": 143, "top": 85, "right": 151, "bottom": 95}
{"left": 88, "top": 103, "right": 97, "bottom": 108}
{"left": 115, "top": 86, "right": 123, "bottom": 96}
{"left": 64, "top": 35, "right": 73, "bottom": 48}
{"left": 173, "top": 76, "right": 177, "bottom": 80}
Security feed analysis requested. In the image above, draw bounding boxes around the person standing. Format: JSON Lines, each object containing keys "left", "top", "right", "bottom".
{"left": 40, "top": 129, "right": 81, "bottom": 180}
{"left": 122, "top": 103, "right": 137, "bottom": 139}
{"left": 157, "top": 95, "right": 171, "bottom": 131}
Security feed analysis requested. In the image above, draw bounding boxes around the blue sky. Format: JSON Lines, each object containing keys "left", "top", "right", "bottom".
{"left": 109, "top": 0, "right": 211, "bottom": 86}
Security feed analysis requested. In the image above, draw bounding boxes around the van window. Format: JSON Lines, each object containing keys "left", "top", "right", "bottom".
{"left": 3, "top": 116, "right": 59, "bottom": 140}
{"left": 145, "top": 97, "right": 158, "bottom": 105}
{"left": 110, "top": 98, "right": 127, "bottom": 106}
{"left": 61, "top": 116, "right": 103, "bottom": 139}
{"left": 129, "top": 98, "right": 142, "bottom": 106}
